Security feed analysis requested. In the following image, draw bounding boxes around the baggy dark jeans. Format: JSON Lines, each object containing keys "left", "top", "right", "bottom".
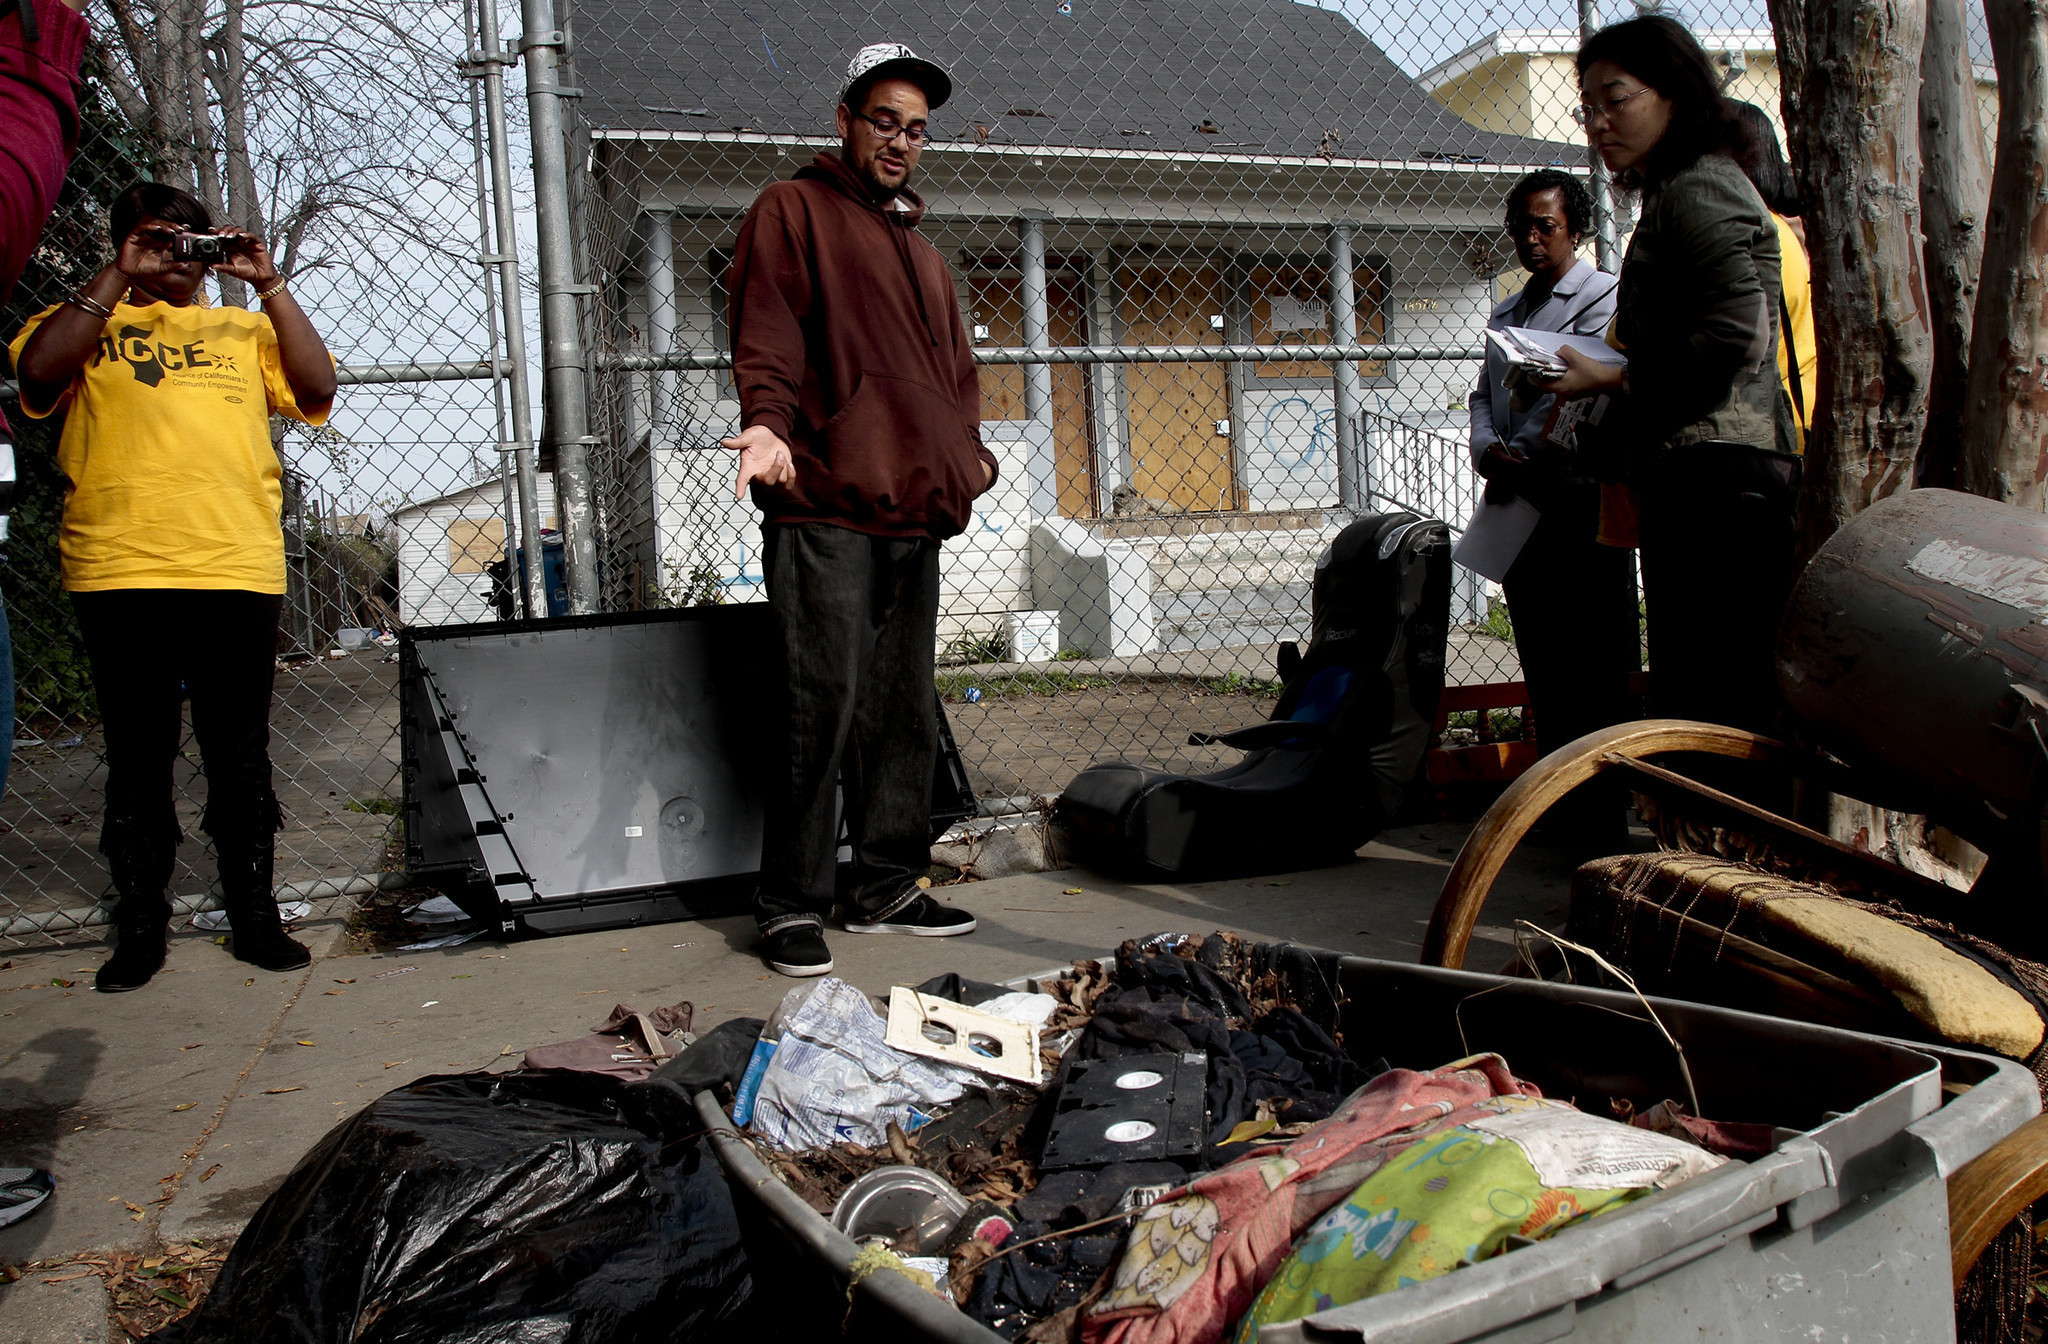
{"left": 70, "top": 589, "right": 284, "bottom": 883}
{"left": 755, "top": 523, "right": 939, "bottom": 935}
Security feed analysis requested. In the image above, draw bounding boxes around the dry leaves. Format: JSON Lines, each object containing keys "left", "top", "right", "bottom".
{"left": 25, "top": 1242, "right": 231, "bottom": 1338}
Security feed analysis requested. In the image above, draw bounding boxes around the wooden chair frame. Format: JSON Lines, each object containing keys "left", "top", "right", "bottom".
{"left": 1416, "top": 717, "right": 2046, "bottom": 1286}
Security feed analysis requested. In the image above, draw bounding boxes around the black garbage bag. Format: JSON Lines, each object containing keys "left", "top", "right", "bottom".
{"left": 150, "top": 1071, "right": 753, "bottom": 1344}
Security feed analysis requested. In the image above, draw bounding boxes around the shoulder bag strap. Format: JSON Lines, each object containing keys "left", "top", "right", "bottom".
{"left": 1780, "top": 287, "right": 1804, "bottom": 417}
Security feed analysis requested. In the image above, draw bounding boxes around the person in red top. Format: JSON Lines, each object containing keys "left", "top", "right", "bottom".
{"left": 0, "top": 0, "right": 88, "bottom": 803}
{"left": 724, "top": 42, "right": 996, "bottom": 976}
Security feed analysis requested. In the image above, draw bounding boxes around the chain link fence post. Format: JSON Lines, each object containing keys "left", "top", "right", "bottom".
{"left": 517, "top": 0, "right": 601, "bottom": 615}
{"left": 474, "top": 0, "right": 551, "bottom": 619}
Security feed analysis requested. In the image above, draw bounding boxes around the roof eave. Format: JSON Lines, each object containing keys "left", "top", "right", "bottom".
{"left": 587, "top": 128, "right": 1574, "bottom": 173}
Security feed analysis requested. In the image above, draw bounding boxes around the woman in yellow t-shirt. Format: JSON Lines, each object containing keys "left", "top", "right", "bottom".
{"left": 9, "top": 181, "right": 335, "bottom": 993}
{"left": 1731, "top": 101, "right": 1815, "bottom": 449}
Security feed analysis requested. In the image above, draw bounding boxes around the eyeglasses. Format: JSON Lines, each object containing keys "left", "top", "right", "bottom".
{"left": 1507, "top": 215, "right": 1562, "bottom": 238}
{"left": 853, "top": 111, "right": 931, "bottom": 145}
{"left": 1573, "top": 84, "right": 1652, "bottom": 126}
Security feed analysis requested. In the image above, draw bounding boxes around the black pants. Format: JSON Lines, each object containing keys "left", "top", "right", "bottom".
{"left": 756, "top": 524, "right": 939, "bottom": 934}
{"left": 1502, "top": 482, "right": 1641, "bottom": 836}
{"left": 1636, "top": 444, "right": 1801, "bottom": 736}
{"left": 72, "top": 589, "right": 283, "bottom": 879}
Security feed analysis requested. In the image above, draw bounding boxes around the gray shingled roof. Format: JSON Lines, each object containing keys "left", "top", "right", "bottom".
{"left": 566, "top": 0, "right": 1579, "bottom": 165}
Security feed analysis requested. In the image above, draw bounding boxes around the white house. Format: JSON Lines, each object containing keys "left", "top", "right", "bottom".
{"left": 390, "top": 476, "right": 558, "bottom": 627}
{"left": 389, "top": 0, "right": 1582, "bottom": 646}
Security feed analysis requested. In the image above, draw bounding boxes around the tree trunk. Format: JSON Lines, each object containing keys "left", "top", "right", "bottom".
{"left": 1959, "top": 0, "right": 2048, "bottom": 509}
{"left": 149, "top": 0, "right": 195, "bottom": 188}
{"left": 1775, "top": 0, "right": 1932, "bottom": 560}
{"left": 1765, "top": 0, "right": 1808, "bottom": 137}
{"left": 213, "top": 0, "right": 263, "bottom": 241}
{"left": 1918, "top": 0, "right": 1990, "bottom": 489}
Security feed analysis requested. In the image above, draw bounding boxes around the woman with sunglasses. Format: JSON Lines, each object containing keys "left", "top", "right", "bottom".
{"left": 1541, "top": 15, "right": 1797, "bottom": 757}
{"left": 1468, "top": 170, "right": 1634, "bottom": 848}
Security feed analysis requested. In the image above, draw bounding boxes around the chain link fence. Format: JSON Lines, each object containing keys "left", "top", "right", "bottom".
{"left": 0, "top": 0, "right": 1997, "bottom": 945}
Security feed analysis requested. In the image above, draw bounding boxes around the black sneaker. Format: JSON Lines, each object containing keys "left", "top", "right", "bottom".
{"left": 844, "top": 894, "right": 977, "bottom": 937}
{"left": 762, "top": 923, "right": 834, "bottom": 977}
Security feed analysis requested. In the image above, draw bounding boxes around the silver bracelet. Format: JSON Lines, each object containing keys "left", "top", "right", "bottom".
{"left": 68, "top": 293, "right": 114, "bottom": 320}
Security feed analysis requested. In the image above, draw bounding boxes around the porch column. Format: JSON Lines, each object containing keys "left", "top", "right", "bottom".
{"left": 1018, "top": 210, "right": 1054, "bottom": 424}
{"left": 1328, "top": 220, "right": 1365, "bottom": 511}
{"left": 1018, "top": 209, "right": 1057, "bottom": 517}
{"left": 643, "top": 206, "right": 678, "bottom": 447}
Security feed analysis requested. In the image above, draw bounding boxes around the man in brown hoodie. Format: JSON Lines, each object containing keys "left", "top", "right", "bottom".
{"left": 724, "top": 42, "right": 996, "bottom": 977}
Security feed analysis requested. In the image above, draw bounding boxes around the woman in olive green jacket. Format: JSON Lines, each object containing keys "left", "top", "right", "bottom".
{"left": 1543, "top": 15, "right": 1798, "bottom": 745}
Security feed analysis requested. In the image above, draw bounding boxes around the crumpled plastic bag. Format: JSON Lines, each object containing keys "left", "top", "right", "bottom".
{"left": 146, "top": 1071, "right": 754, "bottom": 1343}
{"left": 747, "top": 976, "right": 982, "bottom": 1151}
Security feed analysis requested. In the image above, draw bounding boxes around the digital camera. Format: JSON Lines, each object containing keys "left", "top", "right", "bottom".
{"left": 172, "top": 231, "right": 235, "bottom": 262}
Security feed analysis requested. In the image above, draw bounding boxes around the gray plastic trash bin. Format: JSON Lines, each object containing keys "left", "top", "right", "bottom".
{"left": 695, "top": 940, "right": 2038, "bottom": 1344}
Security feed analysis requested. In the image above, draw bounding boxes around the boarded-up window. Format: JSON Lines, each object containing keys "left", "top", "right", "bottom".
{"left": 448, "top": 517, "right": 505, "bottom": 574}
{"left": 1245, "top": 259, "right": 1388, "bottom": 380}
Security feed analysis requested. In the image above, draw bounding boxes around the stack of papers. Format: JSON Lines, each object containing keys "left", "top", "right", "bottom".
{"left": 1487, "top": 325, "right": 1627, "bottom": 379}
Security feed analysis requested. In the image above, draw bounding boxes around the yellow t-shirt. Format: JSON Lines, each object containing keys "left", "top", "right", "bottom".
{"left": 8, "top": 297, "right": 327, "bottom": 593}
{"left": 1774, "top": 213, "right": 1816, "bottom": 452}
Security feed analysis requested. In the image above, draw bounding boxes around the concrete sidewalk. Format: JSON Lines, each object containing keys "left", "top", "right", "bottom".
{"left": 0, "top": 821, "right": 1585, "bottom": 1339}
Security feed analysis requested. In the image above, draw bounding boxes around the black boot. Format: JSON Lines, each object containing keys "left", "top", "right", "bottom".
{"left": 216, "top": 831, "right": 309, "bottom": 973}
{"left": 95, "top": 819, "right": 177, "bottom": 993}
{"left": 96, "top": 893, "right": 171, "bottom": 992}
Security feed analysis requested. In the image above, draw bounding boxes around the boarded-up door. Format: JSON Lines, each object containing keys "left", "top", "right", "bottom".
{"left": 966, "top": 271, "right": 1095, "bottom": 517}
{"left": 1121, "top": 264, "right": 1237, "bottom": 512}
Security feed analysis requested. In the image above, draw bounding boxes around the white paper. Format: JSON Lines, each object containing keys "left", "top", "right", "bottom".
{"left": 407, "top": 895, "right": 471, "bottom": 924}
{"left": 1268, "top": 294, "right": 1328, "bottom": 333}
{"left": 1468, "top": 1104, "right": 1726, "bottom": 1190}
{"left": 398, "top": 928, "right": 486, "bottom": 952}
{"left": 192, "top": 901, "right": 311, "bottom": 932}
{"left": 1452, "top": 496, "right": 1542, "bottom": 583}
{"left": 1495, "top": 324, "right": 1627, "bottom": 369}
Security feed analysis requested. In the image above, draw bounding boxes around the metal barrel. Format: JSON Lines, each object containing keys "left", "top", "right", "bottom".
{"left": 1777, "top": 488, "right": 2048, "bottom": 858}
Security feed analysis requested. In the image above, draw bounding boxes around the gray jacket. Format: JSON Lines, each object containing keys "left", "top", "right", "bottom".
{"left": 1607, "top": 152, "right": 1784, "bottom": 458}
{"left": 1467, "top": 257, "right": 1621, "bottom": 472}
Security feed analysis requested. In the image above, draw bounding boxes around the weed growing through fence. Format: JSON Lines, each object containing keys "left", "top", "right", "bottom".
{"left": 936, "top": 670, "right": 1116, "bottom": 700}
{"left": 345, "top": 796, "right": 400, "bottom": 816}
{"left": 942, "top": 627, "right": 1012, "bottom": 665}
{"left": 1198, "top": 672, "right": 1285, "bottom": 697}
{"left": 650, "top": 563, "right": 727, "bottom": 608}
{"left": 1479, "top": 598, "right": 1515, "bottom": 643}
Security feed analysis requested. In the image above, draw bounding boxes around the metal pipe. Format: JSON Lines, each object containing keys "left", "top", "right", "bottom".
{"left": 1018, "top": 211, "right": 1053, "bottom": 424}
{"left": 596, "top": 343, "right": 1484, "bottom": 372}
{"left": 476, "top": 0, "right": 548, "bottom": 618}
{"left": 333, "top": 360, "right": 511, "bottom": 385}
{"left": 1328, "top": 221, "right": 1365, "bottom": 509}
{"left": 643, "top": 207, "right": 678, "bottom": 448}
{"left": 1580, "top": 0, "right": 1622, "bottom": 271}
{"left": 463, "top": 0, "right": 520, "bottom": 613}
{"left": 518, "top": 0, "right": 600, "bottom": 614}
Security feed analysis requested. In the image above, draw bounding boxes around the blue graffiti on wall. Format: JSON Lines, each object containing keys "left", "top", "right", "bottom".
{"left": 1260, "top": 397, "right": 1338, "bottom": 477}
